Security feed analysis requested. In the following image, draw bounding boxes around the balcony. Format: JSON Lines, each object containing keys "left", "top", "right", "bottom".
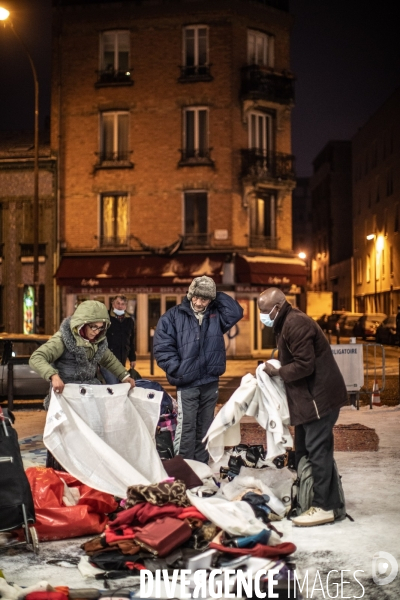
{"left": 241, "top": 149, "right": 295, "bottom": 182}
{"left": 99, "top": 236, "right": 130, "bottom": 249}
{"left": 182, "top": 233, "right": 211, "bottom": 249}
{"left": 241, "top": 66, "right": 294, "bottom": 104}
{"left": 95, "top": 68, "right": 133, "bottom": 87}
{"left": 20, "top": 243, "right": 47, "bottom": 263}
{"left": 95, "top": 151, "right": 134, "bottom": 170}
{"left": 178, "top": 148, "right": 214, "bottom": 168}
{"left": 178, "top": 64, "right": 213, "bottom": 83}
{"left": 248, "top": 235, "right": 278, "bottom": 250}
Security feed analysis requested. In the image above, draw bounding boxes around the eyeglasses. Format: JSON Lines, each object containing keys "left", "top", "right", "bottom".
{"left": 87, "top": 324, "right": 106, "bottom": 332}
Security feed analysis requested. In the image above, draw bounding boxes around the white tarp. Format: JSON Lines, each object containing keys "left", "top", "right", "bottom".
{"left": 43, "top": 383, "right": 167, "bottom": 498}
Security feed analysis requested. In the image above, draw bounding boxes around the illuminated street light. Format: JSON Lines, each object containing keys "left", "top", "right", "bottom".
{"left": 1, "top": 6, "right": 40, "bottom": 332}
{"left": 298, "top": 251, "right": 307, "bottom": 260}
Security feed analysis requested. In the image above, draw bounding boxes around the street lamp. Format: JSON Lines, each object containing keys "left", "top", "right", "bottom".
{"left": 1, "top": 7, "right": 40, "bottom": 333}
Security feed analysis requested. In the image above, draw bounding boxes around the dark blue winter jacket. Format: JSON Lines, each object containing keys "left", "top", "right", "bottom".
{"left": 153, "top": 292, "right": 243, "bottom": 389}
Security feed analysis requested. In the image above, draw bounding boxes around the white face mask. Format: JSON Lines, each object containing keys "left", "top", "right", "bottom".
{"left": 113, "top": 308, "right": 125, "bottom": 316}
{"left": 260, "top": 305, "right": 278, "bottom": 328}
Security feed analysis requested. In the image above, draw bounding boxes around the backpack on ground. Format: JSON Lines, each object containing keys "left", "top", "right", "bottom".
{"left": 289, "top": 455, "right": 353, "bottom": 522}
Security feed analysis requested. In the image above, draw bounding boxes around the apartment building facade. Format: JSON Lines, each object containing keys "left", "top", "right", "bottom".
{"left": 0, "top": 132, "right": 57, "bottom": 333}
{"left": 310, "top": 141, "right": 353, "bottom": 311}
{"left": 352, "top": 88, "right": 400, "bottom": 315}
{"left": 51, "top": 0, "right": 305, "bottom": 357}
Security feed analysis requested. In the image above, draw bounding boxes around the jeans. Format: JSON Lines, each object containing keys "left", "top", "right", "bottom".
{"left": 99, "top": 367, "right": 120, "bottom": 385}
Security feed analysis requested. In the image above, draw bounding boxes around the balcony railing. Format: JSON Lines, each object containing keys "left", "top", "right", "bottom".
{"left": 96, "top": 68, "right": 133, "bottom": 86}
{"left": 178, "top": 148, "right": 214, "bottom": 167}
{"left": 241, "top": 66, "right": 294, "bottom": 104}
{"left": 241, "top": 149, "right": 295, "bottom": 181}
{"left": 178, "top": 64, "right": 213, "bottom": 83}
{"left": 20, "top": 243, "right": 47, "bottom": 257}
{"left": 182, "top": 233, "right": 211, "bottom": 248}
{"left": 249, "top": 235, "right": 278, "bottom": 250}
{"left": 95, "top": 151, "right": 133, "bottom": 169}
{"left": 100, "top": 236, "right": 130, "bottom": 248}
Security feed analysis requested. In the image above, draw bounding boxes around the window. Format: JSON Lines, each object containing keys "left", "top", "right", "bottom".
{"left": 99, "top": 30, "right": 131, "bottom": 83}
{"left": 184, "top": 191, "right": 208, "bottom": 246}
{"left": 181, "top": 26, "right": 211, "bottom": 80}
{"left": 100, "top": 194, "right": 129, "bottom": 247}
{"left": 181, "top": 107, "right": 212, "bottom": 164}
{"left": 248, "top": 111, "right": 272, "bottom": 154}
{"left": 100, "top": 112, "right": 130, "bottom": 163}
{"left": 356, "top": 258, "right": 362, "bottom": 285}
{"left": 249, "top": 191, "right": 276, "bottom": 248}
{"left": 366, "top": 254, "right": 371, "bottom": 283}
{"left": 247, "top": 29, "right": 274, "bottom": 67}
{"left": 390, "top": 245, "right": 394, "bottom": 276}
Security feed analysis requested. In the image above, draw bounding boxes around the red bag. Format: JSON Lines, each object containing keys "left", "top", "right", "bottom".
{"left": 135, "top": 517, "right": 192, "bottom": 556}
{"left": 25, "top": 467, "right": 118, "bottom": 541}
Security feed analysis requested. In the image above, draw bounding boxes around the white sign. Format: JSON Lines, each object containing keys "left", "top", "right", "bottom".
{"left": 331, "top": 344, "right": 364, "bottom": 391}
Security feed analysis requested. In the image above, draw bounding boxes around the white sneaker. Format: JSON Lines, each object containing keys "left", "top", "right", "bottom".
{"left": 292, "top": 506, "right": 335, "bottom": 527}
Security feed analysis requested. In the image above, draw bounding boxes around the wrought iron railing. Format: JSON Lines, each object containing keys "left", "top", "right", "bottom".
{"left": 178, "top": 148, "right": 214, "bottom": 167}
{"left": 96, "top": 68, "right": 133, "bottom": 85}
{"left": 20, "top": 243, "right": 47, "bottom": 257}
{"left": 178, "top": 64, "right": 213, "bottom": 82}
{"left": 241, "top": 149, "right": 295, "bottom": 181}
{"left": 249, "top": 235, "right": 278, "bottom": 250}
{"left": 182, "top": 233, "right": 211, "bottom": 248}
{"left": 241, "top": 65, "right": 294, "bottom": 103}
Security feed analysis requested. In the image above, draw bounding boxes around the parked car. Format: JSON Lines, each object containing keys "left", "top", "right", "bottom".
{"left": 375, "top": 316, "right": 397, "bottom": 345}
{"left": 326, "top": 312, "right": 363, "bottom": 336}
{"left": 352, "top": 313, "right": 387, "bottom": 340}
{"left": 0, "top": 334, "right": 50, "bottom": 399}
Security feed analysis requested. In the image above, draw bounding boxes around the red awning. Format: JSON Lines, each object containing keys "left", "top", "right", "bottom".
{"left": 55, "top": 254, "right": 226, "bottom": 287}
{"left": 235, "top": 254, "right": 307, "bottom": 287}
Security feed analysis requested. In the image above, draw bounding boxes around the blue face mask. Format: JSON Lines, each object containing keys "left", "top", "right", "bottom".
{"left": 260, "top": 305, "right": 278, "bottom": 328}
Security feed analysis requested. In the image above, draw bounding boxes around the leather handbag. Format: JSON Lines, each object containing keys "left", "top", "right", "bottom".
{"left": 134, "top": 517, "right": 192, "bottom": 557}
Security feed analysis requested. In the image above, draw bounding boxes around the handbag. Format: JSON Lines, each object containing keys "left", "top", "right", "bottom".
{"left": 134, "top": 517, "right": 192, "bottom": 557}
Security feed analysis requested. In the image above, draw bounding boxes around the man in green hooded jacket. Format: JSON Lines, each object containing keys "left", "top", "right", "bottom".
{"left": 29, "top": 300, "right": 135, "bottom": 400}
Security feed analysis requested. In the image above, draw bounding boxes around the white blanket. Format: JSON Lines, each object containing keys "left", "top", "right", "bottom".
{"left": 204, "top": 360, "right": 293, "bottom": 462}
{"left": 43, "top": 383, "right": 167, "bottom": 498}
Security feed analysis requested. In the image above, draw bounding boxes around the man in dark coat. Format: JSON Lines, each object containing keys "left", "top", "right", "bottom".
{"left": 153, "top": 276, "right": 243, "bottom": 463}
{"left": 101, "top": 295, "right": 136, "bottom": 384}
{"left": 258, "top": 287, "right": 348, "bottom": 527}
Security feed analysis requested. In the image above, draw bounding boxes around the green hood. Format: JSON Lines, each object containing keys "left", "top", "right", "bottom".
{"left": 70, "top": 300, "right": 110, "bottom": 343}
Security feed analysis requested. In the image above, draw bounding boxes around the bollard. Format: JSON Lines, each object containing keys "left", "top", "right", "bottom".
{"left": 149, "top": 327, "right": 155, "bottom": 375}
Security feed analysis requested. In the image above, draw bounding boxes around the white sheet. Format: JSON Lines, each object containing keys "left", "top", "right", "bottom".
{"left": 43, "top": 383, "right": 167, "bottom": 498}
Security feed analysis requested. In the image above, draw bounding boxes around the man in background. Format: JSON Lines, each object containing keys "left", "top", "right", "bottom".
{"left": 101, "top": 295, "right": 136, "bottom": 384}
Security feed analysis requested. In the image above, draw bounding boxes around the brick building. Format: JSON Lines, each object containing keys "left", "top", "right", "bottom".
{"left": 52, "top": 0, "right": 305, "bottom": 357}
{"left": 310, "top": 141, "right": 353, "bottom": 311}
{"left": 0, "top": 132, "right": 57, "bottom": 333}
{"left": 352, "top": 88, "right": 400, "bottom": 315}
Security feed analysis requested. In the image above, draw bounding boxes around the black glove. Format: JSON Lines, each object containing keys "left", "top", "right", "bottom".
{"left": 264, "top": 362, "right": 280, "bottom": 377}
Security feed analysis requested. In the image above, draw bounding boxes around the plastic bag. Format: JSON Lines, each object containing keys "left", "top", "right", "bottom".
{"left": 25, "top": 467, "right": 118, "bottom": 541}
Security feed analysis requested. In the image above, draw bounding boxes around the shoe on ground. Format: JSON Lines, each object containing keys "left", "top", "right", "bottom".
{"left": 292, "top": 506, "right": 335, "bottom": 527}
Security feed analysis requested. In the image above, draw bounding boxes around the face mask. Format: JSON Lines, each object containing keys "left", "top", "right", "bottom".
{"left": 260, "top": 305, "right": 278, "bottom": 328}
{"left": 113, "top": 308, "right": 125, "bottom": 316}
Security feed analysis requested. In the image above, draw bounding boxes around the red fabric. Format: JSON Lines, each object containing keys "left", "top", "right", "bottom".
{"left": 177, "top": 507, "right": 207, "bottom": 520}
{"left": 109, "top": 502, "right": 183, "bottom": 529}
{"left": 25, "top": 467, "right": 118, "bottom": 541}
{"left": 126, "top": 561, "right": 147, "bottom": 571}
{"left": 105, "top": 527, "right": 137, "bottom": 544}
{"left": 209, "top": 541, "right": 296, "bottom": 558}
{"left": 25, "top": 594, "right": 68, "bottom": 600}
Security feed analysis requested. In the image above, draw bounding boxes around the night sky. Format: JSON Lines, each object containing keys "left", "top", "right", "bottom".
{"left": 0, "top": 0, "right": 399, "bottom": 176}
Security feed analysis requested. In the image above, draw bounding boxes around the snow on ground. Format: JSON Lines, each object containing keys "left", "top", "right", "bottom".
{"left": 1, "top": 405, "right": 399, "bottom": 599}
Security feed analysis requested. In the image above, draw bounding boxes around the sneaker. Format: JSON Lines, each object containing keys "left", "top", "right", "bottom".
{"left": 292, "top": 506, "right": 335, "bottom": 527}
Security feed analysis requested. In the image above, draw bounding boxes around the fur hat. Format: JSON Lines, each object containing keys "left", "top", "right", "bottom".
{"left": 187, "top": 276, "right": 216, "bottom": 301}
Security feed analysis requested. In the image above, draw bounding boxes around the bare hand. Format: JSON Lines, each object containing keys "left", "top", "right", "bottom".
{"left": 130, "top": 361, "right": 137, "bottom": 369}
{"left": 51, "top": 374, "right": 65, "bottom": 394}
{"left": 264, "top": 362, "right": 280, "bottom": 377}
{"left": 125, "top": 377, "right": 136, "bottom": 389}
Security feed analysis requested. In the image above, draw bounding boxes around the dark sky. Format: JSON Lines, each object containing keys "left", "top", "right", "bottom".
{"left": 0, "top": 0, "right": 399, "bottom": 175}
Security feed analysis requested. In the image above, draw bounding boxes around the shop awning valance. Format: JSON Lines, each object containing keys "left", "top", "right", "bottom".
{"left": 235, "top": 254, "right": 307, "bottom": 287}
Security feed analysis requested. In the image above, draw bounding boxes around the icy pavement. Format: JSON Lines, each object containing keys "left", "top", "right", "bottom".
{"left": 1, "top": 405, "right": 399, "bottom": 599}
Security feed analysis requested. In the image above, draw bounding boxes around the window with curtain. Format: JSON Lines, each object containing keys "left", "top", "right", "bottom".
{"left": 184, "top": 191, "right": 208, "bottom": 246}
{"left": 183, "top": 107, "right": 209, "bottom": 160}
{"left": 100, "top": 112, "right": 129, "bottom": 162}
{"left": 100, "top": 30, "right": 130, "bottom": 82}
{"left": 100, "top": 194, "right": 129, "bottom": 247}
{"left": 249, "top": 191, "right": 276, "bottom": 249}
{"left": 247, "top": 29, "right": 274, "bottom": 67}
{"left": 182, "top": 25, "right": 209, "bottom": 78}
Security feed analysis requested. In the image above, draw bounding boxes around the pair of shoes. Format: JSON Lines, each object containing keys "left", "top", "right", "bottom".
{"left": 292, "top": 506, "right": 335, "bottom": 527}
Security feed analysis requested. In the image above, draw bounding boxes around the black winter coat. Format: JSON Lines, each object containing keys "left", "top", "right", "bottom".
{"left": 153, "top": 293, "right": 243, "bottom": 389}
{"left": 274, "top": 302, "right": 348, "bottom": 426}
{"left": 106, "top": 311, "right": 136, "bottom": 365}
